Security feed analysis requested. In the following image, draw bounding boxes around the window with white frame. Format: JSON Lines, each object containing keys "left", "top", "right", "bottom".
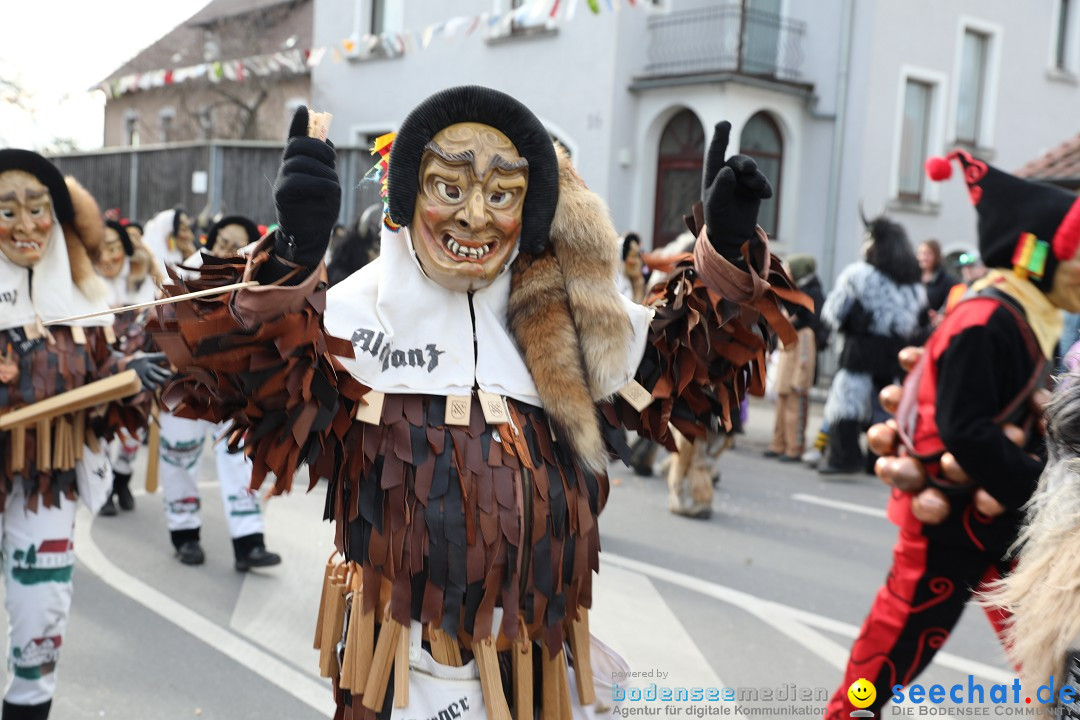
{"left": 124, "top": 113, "right": 140, "bottom": 148}
{"left": 158, "top": 108, "right": 176, "bottom": 143}
{"left": 956, "top": 29, "right": 989, "bottom": 146}
{"left": 1054, "top": 0, "right": 1078, "bottom": 73}
{"left": 370, "top": 0, "right": 386, "bottom": 35}
{"left": 898, "top": 79, "right": 933, "bottom": 200}
{"left": 491, "top": 0, "right": 553, "bottom": 35}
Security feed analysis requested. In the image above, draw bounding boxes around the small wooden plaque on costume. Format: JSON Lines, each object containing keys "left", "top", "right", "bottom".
{"left": 104, "top": 326, "right": 117, "bottom": 345}
{"left": 355, "top": 390, "right": 385, "bottom": 425}
{"left": 445, "top": 395, "right": 471, "bottom": 426}
{"left": 70, "top": 326, "right": 86, "bottom": 345}
{"left": 477, "top": 390, "right": 510, "bottom": 425}
{"left": 618, "top": 380, "right": 654, "bottom": 412}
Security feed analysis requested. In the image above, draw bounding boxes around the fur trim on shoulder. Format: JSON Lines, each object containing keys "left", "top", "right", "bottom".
{"left": 507, "top": 144, "right": 633, "bottom": 472}
{"left": 508, "top": 248, "right": 605, "bottom": 472}
{"left": 548, "top": 144, "right": 632, "bottom": 399}
{"left": 62, "top": 176, "right": 108, "bottom": 301}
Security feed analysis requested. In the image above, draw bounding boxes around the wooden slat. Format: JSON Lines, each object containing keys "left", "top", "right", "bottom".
{"left": 393, "top": 618, "right": 409, "bottom": 708}
{"left": 540, "top": 638, "right": 571, "bottom": 720}
{"left": 0, "top": 370, "right": 142, "bottom": 430}
{"left": 475, "top": 636, "right": 512, "bottom": 720}
{"left": 568, "top": 609, "right": 596, "bottom": 706}
{"left": 36, "top": 419, "right": 50, "bottom": 473}
{"left": 513, "top": 621, "right": 534, "bottom": 720}
{"left": 145, "top": 412, "right": 160, "bottom": 493}
{"left": 428, "top": 625, "right": 462, "bottom": 667}
{"left": 362, "top": 609, "right": 401, "bottom": 712}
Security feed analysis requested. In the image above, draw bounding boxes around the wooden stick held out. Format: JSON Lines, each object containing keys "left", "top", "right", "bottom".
{"left": 41, "top": 281, "right": 259, "bottom": 327}
{"left": 45, "top": 111, "right": 331, "bottom": 330}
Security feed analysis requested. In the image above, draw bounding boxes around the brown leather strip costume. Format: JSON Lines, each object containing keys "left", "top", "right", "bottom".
{"left": 0, "top": 324, "right": 148, "bottom": 511}
{"left": 156, "top": 216, "right": 807, "bottom": 716}
{"left": 152, "top": 224, "right": 804, "bottom": 717}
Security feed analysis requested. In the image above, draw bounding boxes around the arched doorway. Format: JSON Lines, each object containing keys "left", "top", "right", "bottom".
{"left": 739, "top": 112, "right": 782, "bottom": 239}
{"left": 653, "top": 109, "right": 705, "bottom": 248}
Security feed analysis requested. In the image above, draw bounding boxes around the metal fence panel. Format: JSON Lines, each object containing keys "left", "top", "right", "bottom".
{"left": 49, "top": 152, "right": 133, "bottom": 220}
{"left": 134, "top": 146, "right": 211, "bottom": 223}
{"left": 49, "top": 142, "right": 385, "bottom": 230}
{"left": 219, "top": 145, "right": 283, "bottom": 223}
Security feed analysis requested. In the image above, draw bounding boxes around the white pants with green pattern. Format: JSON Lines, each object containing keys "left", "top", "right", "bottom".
{"left": 2, "top": 483, "right": 77, "bottom": 705}
{"left": 158, "top": 413, "right": 263, "bottom": 539}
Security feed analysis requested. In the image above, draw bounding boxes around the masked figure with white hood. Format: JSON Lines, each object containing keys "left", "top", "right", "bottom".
{"left": 0, "top": 150, "right": 168, "bottom": 720}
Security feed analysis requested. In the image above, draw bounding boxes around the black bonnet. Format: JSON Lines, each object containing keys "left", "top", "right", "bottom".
{"left": 386, "top": 85, "right": 558, "bottom": 254}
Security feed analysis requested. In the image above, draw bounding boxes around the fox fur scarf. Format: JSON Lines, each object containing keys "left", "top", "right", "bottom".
{"left": 508, "top": 145, "right": 633, "bottom": 472}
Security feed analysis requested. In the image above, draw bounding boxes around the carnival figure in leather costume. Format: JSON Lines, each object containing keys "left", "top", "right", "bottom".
{"left": 0, "top": 150, "right": 166, "bottom": 720}
{"left": 152, "top": 86, "right": 807, "bottom": 719}
{"left": 93, "top": 219, "right": 164, "bottom": 516}
{"left": 157, "top": 215, "right": 283, "bottom": 570}
{"left": 825, "top": 150, "right": 1080, "bottom": 719}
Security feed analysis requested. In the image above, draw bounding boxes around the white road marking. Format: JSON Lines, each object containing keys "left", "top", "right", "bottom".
{"left": 73, "top": 506, "right": 335, "bottom": 715}
{"left": 230, "top": 488, "right": 334, "bottom": 676}
{"left": 601, "top": 552, "right": 1013, "bottom": 684}
{"left": 791, "top": 493, "right": 888, "bottom": 519}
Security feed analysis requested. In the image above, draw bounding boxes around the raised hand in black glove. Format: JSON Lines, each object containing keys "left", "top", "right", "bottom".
{"left": 127, "top": 352, "right": 173, "bottom": 392}
{"left": 702, "top": 121, "right": 773, "bottom": 261}
{"left": 269, "top": 106, "right": 341, "bottom": 280}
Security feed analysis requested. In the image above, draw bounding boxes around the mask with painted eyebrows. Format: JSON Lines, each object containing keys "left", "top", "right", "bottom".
{"left": 0, "top": 170, "right": 54, "bottom": 268}
{"left": 410, "top": 122, "right": 528, "bottom": 293}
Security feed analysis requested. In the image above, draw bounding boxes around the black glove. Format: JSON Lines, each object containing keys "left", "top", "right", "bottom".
{"left": 127, "top": 352, "right": 172, "bottom": 392}
{"left": 271, "top": 106, "right": 341, "bottom": 274}
{"left": 702, "top": 121, "right": 773, "bottom": 260}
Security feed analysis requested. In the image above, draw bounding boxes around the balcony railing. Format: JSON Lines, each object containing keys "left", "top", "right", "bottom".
{"left": 642, "top": 4, "right": 806, "bottom": 80}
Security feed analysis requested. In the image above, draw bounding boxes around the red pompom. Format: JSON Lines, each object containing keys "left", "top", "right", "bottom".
{"left": 925, "top": 156, "right": 953, "bottom": 181}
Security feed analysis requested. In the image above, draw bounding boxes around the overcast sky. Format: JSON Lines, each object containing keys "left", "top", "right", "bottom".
{"left": 1, "top": 0, "right": 211, "bottom": 150}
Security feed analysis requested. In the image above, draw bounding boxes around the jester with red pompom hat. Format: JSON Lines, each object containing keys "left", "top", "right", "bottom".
{"left": 825, "top": 149, "right": 1080, "bottom": 720}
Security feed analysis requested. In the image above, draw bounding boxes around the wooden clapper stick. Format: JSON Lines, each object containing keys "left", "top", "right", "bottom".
{"left": 0, "top": 370, "right": 144, "bottom": 474}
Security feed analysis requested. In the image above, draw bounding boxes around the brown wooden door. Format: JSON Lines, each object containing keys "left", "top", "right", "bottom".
{"left": 653, "top": 109, "right": 705, "bottom": 248}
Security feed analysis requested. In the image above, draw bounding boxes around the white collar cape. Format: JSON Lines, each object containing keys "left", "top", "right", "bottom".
{"left": 0, "top": 214, "right": 113, "bottom": 332}
{"left": 324, "top": 224, "right": 650, "bottom": 407}
{"left": 101, "top": 257, "right": 158, "bottom": 308}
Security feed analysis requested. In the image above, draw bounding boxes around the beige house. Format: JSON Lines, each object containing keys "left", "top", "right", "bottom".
{"left": 99, "top": 0, "right": 313, "bottom": 147}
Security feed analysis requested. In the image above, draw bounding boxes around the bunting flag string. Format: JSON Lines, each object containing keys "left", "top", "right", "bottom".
{"left": 96, "top": 0, "right": 640, "bottom": 99}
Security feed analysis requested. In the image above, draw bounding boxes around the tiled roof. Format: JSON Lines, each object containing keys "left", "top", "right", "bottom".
{"left": 101, "top": 0, "right": 311, "bottom": 84}
{"left": 1016, "top": 132, "right": 1080, "bottom": 184}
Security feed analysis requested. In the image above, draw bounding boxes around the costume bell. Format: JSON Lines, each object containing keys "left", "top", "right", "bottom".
{"left": 153, "top": 86, "right": 807, "bottom": 719}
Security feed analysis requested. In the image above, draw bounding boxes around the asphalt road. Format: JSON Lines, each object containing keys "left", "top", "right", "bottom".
{"left": 0, "top": 398, "right": 1038, "bottom": 719}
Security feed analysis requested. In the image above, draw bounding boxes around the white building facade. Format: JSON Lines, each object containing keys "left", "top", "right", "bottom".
{"left": 312, "top": 0, "right": 1080, "bottom": 284}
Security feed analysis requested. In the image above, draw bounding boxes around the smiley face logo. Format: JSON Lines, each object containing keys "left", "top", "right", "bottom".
{"left": 847, "top": 678, "right": 876, "bottom": 709}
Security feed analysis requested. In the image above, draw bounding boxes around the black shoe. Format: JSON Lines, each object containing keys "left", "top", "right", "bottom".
{"left": 113, "top": 472, "right": 134, "bottom": 511}
{"left": 176, "top": 541, "right": 205, "bottom": 565}
{"left": 779, "top": 454, "right": 802, "bottom": 463}
{"left": 763, "top": 449, "right": 780, "bottom": 458}
{"left": 631, "top": 462, "right": 654, "bottom": 477}
{"left": 99, "top": 494, "right": 118, "bottom": 517}
{"left": 818, "top": 464, "right": 861, "bottom": 475}
{"left": 3, "top": 699, "right": 51, "bottom": 720}
{"left": 235, "top": 546, "right": 282, "bottom": 572}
